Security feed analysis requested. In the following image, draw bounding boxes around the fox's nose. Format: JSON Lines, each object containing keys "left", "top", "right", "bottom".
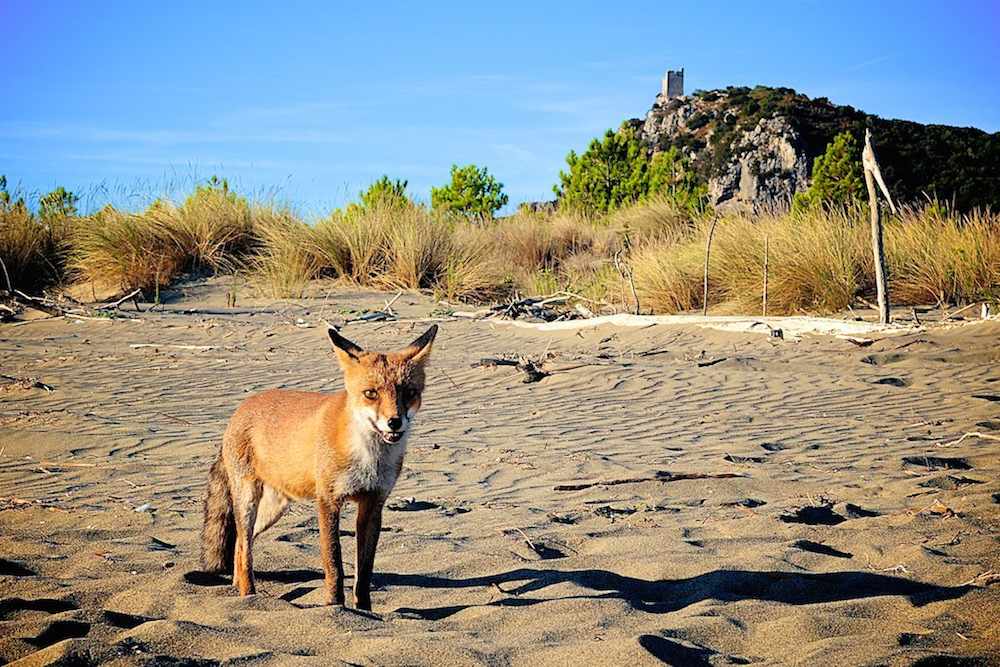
{"left": 387, "top": 416, "right": 403, "bottom": 431}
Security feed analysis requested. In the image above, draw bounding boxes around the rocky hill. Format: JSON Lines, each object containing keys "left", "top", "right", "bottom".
{"left": 629, "top": 86, "right": 1000, "bottom": 212}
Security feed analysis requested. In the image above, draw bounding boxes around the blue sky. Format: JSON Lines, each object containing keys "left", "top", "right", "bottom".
{"left": 3, "top": 1, "right": 998, "bottom": 216}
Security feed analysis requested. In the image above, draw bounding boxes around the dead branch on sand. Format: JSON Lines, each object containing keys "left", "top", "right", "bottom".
{"left": 554, "top": 470, "right": 746, "bottom": 491}
{"left": 472, "top": 357, "right": 549, "bottom": 384}
{"left": 95, "top": 288, "right": 142, "bottom": 312}
{"left": 937, "top": 432, "right": 1000, "bottom": 447}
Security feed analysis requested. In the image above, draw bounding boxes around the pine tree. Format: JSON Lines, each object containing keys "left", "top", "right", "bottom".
{"left": 793, "top": 131, "right": 865, "bottom": 211}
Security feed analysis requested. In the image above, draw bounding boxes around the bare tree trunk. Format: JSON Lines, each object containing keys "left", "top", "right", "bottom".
{"left": 702, "top": 216, "right": 718, "bottom": 317}
{"left": 862, "top": 129, "right": 896, "bottom": 325}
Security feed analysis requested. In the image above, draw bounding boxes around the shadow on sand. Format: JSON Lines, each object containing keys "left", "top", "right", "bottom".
{"left": 382, "top": 567, "right": 969, "bottom": 621}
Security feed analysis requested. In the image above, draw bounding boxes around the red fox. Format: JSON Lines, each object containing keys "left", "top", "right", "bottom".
{"left": 201, "top": 325, "right": 437, "bottom": 610}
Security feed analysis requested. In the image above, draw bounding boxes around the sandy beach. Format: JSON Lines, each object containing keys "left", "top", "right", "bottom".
{"left": 1, "top": 284, "right": 998, "bottom": 666}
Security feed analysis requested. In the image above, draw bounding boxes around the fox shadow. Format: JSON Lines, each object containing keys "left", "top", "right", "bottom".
{"left": 380, "top": 567, "right": 970, "bottom": 621}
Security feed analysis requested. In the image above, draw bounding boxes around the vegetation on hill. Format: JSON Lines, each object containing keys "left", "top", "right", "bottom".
{"left": 554, "top": 125, "right": 707, "bottom": 214}
{"left": 637, "top": 85, "right": 1000, "bottom": 211}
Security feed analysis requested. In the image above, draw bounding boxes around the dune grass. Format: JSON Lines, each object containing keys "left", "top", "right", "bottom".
{"left": 249, "top": 207, "right": 321, "bottom": 298}
{"left": 0, "top": 203, "right": 73, "bottom": 291}
{"left": 72, "top": 206, "right": 185, "bottom": 292}
{"left": 4, "top": 181, "right": 997, "bottom": 315}
{"left": 887, "top": 206, "right": 1000, "bottom": 306}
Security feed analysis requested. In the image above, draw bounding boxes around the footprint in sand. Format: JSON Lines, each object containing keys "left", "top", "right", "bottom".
{"left": 919, "top": 475, "right": 985, "bottom": 490}
{"left": 102, "top": 610, "right": 158, "bottom": 630}
{"left": 722, "top": 498, "right": 766, "bottom": 508}
{"left": 0, "top": 597, "right": 77, "bottom": 620}
{"left": 780, "top": 504, "right": 846, "bottom": 526}
{"left": 842, "top": 503, "right": 881, "bottom": 519}
{"left": 0, "top": 558, "right": 36, "bottom": 577}
{"left": 723, "top": 454, "right": 766, "bottom": 464}
{"left": 872, "top": 377, "right": 910, "bottom": 387}
{"left": 792, "top": 540, "right": 853, "bottom": 559}
{"left": 861, "top": 352, "right": 907, "bottom": 366}
{"left": 902, "top": 455, "right": 973, "bottom": 471}
{"left": 28, "top": 619, "right": 91, "bottom": 648}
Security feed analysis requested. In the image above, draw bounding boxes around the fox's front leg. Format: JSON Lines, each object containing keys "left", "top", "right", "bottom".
{"left": 354, "top": 493, "right": 384, "bottom": 611}
{"left": 317, "top": 496, "right": 345, "bottom": 605}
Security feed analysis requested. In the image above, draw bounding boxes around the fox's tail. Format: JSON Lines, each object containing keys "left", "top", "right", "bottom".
{"left": 200, "top": 453, "right": 235, "bottom": 573}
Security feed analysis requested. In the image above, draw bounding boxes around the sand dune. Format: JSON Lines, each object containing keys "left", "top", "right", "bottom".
{"left": 1, "top": 286, "right": 998, "bottom": 665}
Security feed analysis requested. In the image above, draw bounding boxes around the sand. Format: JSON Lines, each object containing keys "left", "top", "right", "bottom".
{"left": 1, "top": 283, "right": 998, "bottom": 666}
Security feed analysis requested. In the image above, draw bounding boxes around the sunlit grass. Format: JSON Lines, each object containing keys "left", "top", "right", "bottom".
{"left": 7, "top": 182, "right": 998, "bottom": 314}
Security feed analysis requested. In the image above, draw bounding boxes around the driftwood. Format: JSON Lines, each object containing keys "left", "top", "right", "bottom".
{"left": 862, "top": 129, "right": 896, "bottom": 325}
{"left": 472, "top": 357, "right": 549, "bottom": 383}
{"left": 96, "top": 288, "right": 142, "bottom": 311}
{"left": 943, "top": 302, "right": 979, "bottom": 321}
{"left": 12, "top": 290, "right": 64, "bottom": 316}
{"left": 613, "top": 231, "right": 640, "bottom": 315}
{"left": 702, "top": 216, "right": 719, "bottom": 317}
{"left": 451, "top": 291, "right": 607, "bottom": 323}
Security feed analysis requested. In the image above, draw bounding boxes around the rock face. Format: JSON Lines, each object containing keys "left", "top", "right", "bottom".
{"left": 706, "top": 117, "right": 810, "bottom": 212}
{"left": 636, "top": 91, "right": 812, "bottom": 212}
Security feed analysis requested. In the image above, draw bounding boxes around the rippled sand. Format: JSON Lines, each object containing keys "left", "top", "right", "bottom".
{"left": 1, "top": 285, "right": 998, "bottom": 665}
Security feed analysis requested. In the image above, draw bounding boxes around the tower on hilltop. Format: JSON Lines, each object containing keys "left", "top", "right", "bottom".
{"left": 661, "top": 68, "right": 684, "bottom": 99}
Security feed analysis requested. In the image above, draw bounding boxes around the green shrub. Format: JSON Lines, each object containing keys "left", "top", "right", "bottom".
{"left": 431, "top": 164, "right": 508, "bottom": 219}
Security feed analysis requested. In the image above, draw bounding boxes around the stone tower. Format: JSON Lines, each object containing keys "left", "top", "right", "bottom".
{"left": 661, "top": 68, "right": 684, "bottom": 99}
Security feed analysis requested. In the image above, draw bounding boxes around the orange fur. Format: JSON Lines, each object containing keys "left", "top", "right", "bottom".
{"left": 200, "top": 325, "right": 437, "bottom": 610}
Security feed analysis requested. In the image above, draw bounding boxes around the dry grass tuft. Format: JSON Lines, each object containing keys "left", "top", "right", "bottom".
{"left": 632, "top": 238, "right": 707, "bottom": 312}
{"left": 380, "top": 207, "right": 452, "bottom": 290}
{"left": 72, "top": 206, "right": 184, "bottom": 292}
{"left": 608, "top": 195, "right": 700, "bottom": 245}
{"left": 887, "top": 206, "right": 1000, "bottom": 306}
{"left": 437, "top": 225, "right": 511, "bottom": 302}
{"left": 0, "top": 204, "right": 73, "bottom": 290}
{"left": 173, "top": 188, "right": 254, "bottom": 273}
{"left": 711, "top": 208, "right": 867, "bottom": 314}
{"left": 250, "top": 207, "right": 322, "bottom": 298}
{"left": 312, "top": 205, "right": 389, "bottom": 283}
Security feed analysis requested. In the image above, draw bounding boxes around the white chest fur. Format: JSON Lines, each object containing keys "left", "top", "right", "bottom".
{"left": 333, "top": 425, "right": 408, "bottom": 498}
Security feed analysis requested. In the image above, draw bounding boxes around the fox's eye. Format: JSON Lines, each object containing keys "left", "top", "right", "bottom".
{"left": 363, "top": 389, "right": 377, "bottom": 400}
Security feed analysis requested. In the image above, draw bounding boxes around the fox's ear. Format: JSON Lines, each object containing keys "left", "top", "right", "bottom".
{"left": 328, "top": 328, "right": 364, "bottom": 366}
{"left": 402, "top": 324, "right": 438, "bottom": 365}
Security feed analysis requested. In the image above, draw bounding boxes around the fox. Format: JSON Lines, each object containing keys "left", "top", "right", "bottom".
{"left": 200, "top": 324, "right": 438, "bottom": 611}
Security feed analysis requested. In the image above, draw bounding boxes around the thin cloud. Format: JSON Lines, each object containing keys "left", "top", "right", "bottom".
{"left": 844, "top": 54, "right": 896, "bottom": 73}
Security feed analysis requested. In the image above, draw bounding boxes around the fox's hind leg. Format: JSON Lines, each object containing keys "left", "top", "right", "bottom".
{"left": 230, "top": 473, "right": 263, "bottom": 595}
{"left": 253, "top": 485, "right": 289, "bottom": 537}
